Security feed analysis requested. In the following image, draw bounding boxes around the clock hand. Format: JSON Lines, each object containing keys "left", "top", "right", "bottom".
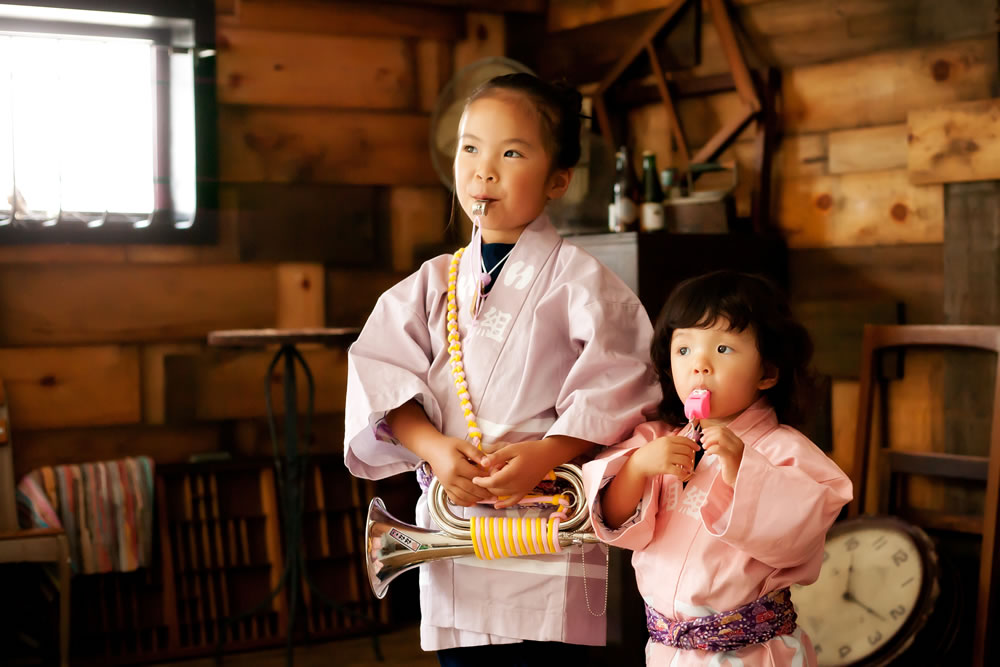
{"left": 843, "top": 591, "right": 886, "bottom": 621}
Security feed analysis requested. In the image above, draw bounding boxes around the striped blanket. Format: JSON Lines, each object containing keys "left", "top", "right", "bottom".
{"left": 16, "top": 456, "right": 155, "bottom": 574}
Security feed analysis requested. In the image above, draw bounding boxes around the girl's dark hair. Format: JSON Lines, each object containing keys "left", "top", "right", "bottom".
{"left": 650, "top": 270, "right": 815, "bottom": 428}
{"left": 467, "top": 72, "right": 583, "bottom": 171}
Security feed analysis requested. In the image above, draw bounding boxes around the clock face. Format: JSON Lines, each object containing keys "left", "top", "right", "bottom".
{"left": 792, "top": 524, "right": 925, "bottom": 666}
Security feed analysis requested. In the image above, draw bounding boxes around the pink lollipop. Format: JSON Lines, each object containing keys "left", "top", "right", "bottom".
{"left": 684, "top": 389, "right": 711, "bottom": 421}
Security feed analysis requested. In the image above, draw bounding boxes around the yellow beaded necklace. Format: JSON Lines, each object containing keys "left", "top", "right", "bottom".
{"left": 447, "top": 247, "right": 483, "bottom": 449}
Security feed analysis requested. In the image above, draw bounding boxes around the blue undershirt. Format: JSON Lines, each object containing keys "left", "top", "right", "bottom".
{"left": 480, "top": 241, "right": 515, "bottom": 295}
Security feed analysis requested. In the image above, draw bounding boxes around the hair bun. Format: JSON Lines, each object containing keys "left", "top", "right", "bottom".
{"left": 550, "top": 78, "right": 583, "bottom": 113}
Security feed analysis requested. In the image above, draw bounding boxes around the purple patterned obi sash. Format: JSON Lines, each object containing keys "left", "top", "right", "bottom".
{"left": 645, "top": 588, "right": 797, "bottom": 652}
{"left": 416, "top": 462, "right": 434, "bottom": 493}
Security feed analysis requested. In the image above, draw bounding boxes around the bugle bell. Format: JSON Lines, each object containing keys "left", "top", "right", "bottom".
{"left": 365, "top": 463, "right": 598, "bottom": 599}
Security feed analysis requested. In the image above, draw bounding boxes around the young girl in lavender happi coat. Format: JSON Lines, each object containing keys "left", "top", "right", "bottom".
{"left": 583, "top": 271, "right": 853, "bottom": 666}
{"left": 344, "top": 73, "right": 659, "bottom": 666}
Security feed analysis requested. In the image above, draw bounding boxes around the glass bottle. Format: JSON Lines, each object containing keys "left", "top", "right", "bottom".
{"left": 640, "top": 151, "right": 665, "bottom": 232}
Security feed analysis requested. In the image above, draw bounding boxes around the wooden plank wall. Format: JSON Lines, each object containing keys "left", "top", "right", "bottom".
{"left": 548, "top": 0, "right": 998, "bottom": 508}
{"left": 0, "top": 0, "right": 506, "bottom": 479}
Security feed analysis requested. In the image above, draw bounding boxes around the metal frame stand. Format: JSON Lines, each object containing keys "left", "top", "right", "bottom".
{"left": 215, "top": 343, "right": 382, "bottom": 665}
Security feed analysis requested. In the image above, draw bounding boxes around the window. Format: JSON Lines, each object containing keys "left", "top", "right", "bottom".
{"left": 0, "top": 1, "right": 216, "bottom": 243}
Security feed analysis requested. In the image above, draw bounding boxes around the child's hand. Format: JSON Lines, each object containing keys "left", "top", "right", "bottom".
{"left": 700, "top": 425, "right": 744, "bottom": 486}
{"left": 472, "top": 440, "right": 552, "bottom": 509}
{"left": 479, "top": 440, "right": 513, "bottom": 475}
{"left": 425, "top": 436, "right": 492, "bottom": 507}
{"left": 631, "top": 435, "right": 700, "bottom": 481}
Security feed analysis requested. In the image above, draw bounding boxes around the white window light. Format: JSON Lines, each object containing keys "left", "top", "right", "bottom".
{"left": 0, "top": 3, "right": 205, "bottom": 238}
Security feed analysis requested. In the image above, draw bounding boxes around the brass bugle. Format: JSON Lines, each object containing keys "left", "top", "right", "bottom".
{"left": 365, "top": 464, "right": 598, "bottom": 599}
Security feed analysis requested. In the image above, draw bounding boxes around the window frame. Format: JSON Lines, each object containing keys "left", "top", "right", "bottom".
{"left": 0, "top": 0, "right": 217, "bottom": 245}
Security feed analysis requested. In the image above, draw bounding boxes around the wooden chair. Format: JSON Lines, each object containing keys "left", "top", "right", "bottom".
{"left": 848, "top": 324, "right": 1000, "bottom": 667}
{"left": 0, "top": 381, "right": 71, "bottom": 666}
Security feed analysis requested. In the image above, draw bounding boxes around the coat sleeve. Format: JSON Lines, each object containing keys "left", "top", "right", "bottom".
{"left": 343, "top": 267, "right": 445, "bottom": 481}
{"left": 582, "top": 422, "right": 673, "bottom": 552}
{"left": 699, "top": 429, "right": 854, "bottom": 569}
{"left": 546, "top": 292, "right": 659, "bottom": 446}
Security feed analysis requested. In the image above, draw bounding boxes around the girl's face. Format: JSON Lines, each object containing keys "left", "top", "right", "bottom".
{"left": 454, "top": 92, "right": 572, "bottom": 243}
{"left": 670, "top": 317, "right": 778, "bottom": 425}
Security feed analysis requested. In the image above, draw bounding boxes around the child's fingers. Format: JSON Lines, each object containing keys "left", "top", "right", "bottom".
{"left": 479, "top": 446, "right": 519, "bottom": 470}
{"left": 457, "top": 441, "right": 488, "bottom": 466}
{"left": 479, "top": 440, "right": 511, "bottom": 455}
{"left": 668, "top": 451, "right": 694, "bottom": 469}
{"left": 666, "top": 435, "right": 700, "bottom": 451}
{"left": 448, "top": 477, "right": 492, "bottom": 502}
{"left": 455, "top": 457, "right": 489, "bottom": 481}
{"left": 444, "top": 485, "right": 479, "bottom": 506}
{"left": 471, "top": 458, "right": 523, "bottom": 488}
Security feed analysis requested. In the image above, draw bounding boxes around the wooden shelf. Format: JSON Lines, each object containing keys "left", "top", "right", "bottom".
{"left": 63, "top": 455, "right": 408, "bottom": 665}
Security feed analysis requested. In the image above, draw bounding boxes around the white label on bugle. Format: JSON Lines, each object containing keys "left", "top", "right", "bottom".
{"left": 389, "top": 528, "right": 421, "bottom": 551}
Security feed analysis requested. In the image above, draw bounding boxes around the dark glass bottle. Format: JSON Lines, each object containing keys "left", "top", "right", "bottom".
{"left": 640, "top": 151, "right": 665, "bottom": 232}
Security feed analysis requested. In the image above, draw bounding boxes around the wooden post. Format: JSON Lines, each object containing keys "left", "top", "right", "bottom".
{"left": 751, "top": 68, "right": 779, "bottom": 234}
{"left": 943, "top": 181, "right": 1000, "bottom": 667}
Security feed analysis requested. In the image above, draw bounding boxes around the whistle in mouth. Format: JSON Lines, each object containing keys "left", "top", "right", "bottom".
{"left": 472, "top": 200, "right": 489, "bottom": 217}
{"left": 684, "top": 389, "right": 711, "bottom": 421}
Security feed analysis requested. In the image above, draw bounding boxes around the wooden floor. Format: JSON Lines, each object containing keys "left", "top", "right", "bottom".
{"left": 153, "top": 624, "right": 438, "bottom": 667}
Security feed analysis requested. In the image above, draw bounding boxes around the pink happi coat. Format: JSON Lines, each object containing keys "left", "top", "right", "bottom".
{"left": 583, "top": 399, "right": 852, "bottom": 666}
{"left": 345, "top": 214, "right": 660, "bottom": 650}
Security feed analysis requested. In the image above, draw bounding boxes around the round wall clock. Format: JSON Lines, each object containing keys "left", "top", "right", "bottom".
{"left": 792, "top": 516, "right": 939, "bottom": 666}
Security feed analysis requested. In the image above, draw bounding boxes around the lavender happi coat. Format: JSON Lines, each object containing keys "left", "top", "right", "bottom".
{"left": 345, "top": 214, "right": 659, "bottom": 650}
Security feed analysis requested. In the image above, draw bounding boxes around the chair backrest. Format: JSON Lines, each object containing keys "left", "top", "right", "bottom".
{"left": 0, "top": 380, "right": 18, "bottom": 531}
{"left": 849, "top": 324, "right": 1000, "bottom": 517}
{"left": 849, "top": 324, "right": 1000, "bottom": 667}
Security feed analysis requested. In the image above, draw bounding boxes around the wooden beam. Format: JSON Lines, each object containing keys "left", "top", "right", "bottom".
{"left": 831, "top": 379, "right": 860, "bottom": 484}
{"left": 644, "top": 41, "right": 690, "bottom": 165}
{"left": 326, "top": 269, "right": 407, "bottom": 327}
{"left": 389, "top": 0, "right": 543, "bottom": 12}
{"left": 163, "top": 347, "right": 349, "bottom": 422}
{"left": 220, "top": 0, "right": 465, "bottom": 40}
{"left": 142, "top": 343, "right": 204, "bottom": 425}
{"left": 13, "top": 424, "right": 222, "bottom": 479}
{"left": 678, "top": 91, "right": 756, "bottom": 150}
{"left": 941, "top": 182, "right": 1000, "bottom": 572}
{"left": 738, "top": 0, "right": 994, "bottom": 69}
{"left": 775, "top": 133, "right": 827, "bottom": 180}
{"left": 0, "top": 245, "right": 125, "bottom": 263}
{"left": 793, "top": 299, "right": 903, "bottom": 378}
{"left": 597, "top": 0, "right": 687, "bottom": 94}
{"left": 751, "top": 68, "right": 778, "bottom": 232}
{"left": 788, "top": 244, "right": 944, "bottom": 325}
{"left": 690, "top": 103, "right": 755, "bottom": 164}
{"left": 217, "top": 28, "right": 419, "bottom": 109}
{"left": 547, "top": 0, "right": 669, "bottom": 32}
{"left": 0, "top": 264, "right": 277, "bottom": 346}
{"left": 453, "top": 12, "right": 505, "bottom": 72}
{"left": 277, "top": 263, "right": 326, "bottom": 329}
{"left": 0, "top": 346, "right": 141, "bottom": 429}
{"left": 829, "top": 124, "right": 908, "bottom": 175}
{"left": 777, "top": 170, "right": 943, "bottom": 248}
{"left": 231, "top": 415, "right": 345, "bottom": 458}
{"left": 417, "top": 39, "right": 453, "bottom": 114}
{"left": 539, "top": 3, "right": 699, "bottom": 86}
{"left": 782, "top": 38, "right": 995, "bottom": 135}
{"left": 908, "top": 99, "right": 1000, "bottom": 185}
{"left": 389, "top": 187, "right": 448, "bottom": 272}
{"left": 943, "top": 181, "right": 1000, "bottom": 324}
{"left": 218, "top": 107, "right": 436, "bottom": 186}
{"left": 232, "top": 183, "right": 384, "bottom": 264}
{"left": 705, "top": 0, "right": 759, "bottom": 112}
